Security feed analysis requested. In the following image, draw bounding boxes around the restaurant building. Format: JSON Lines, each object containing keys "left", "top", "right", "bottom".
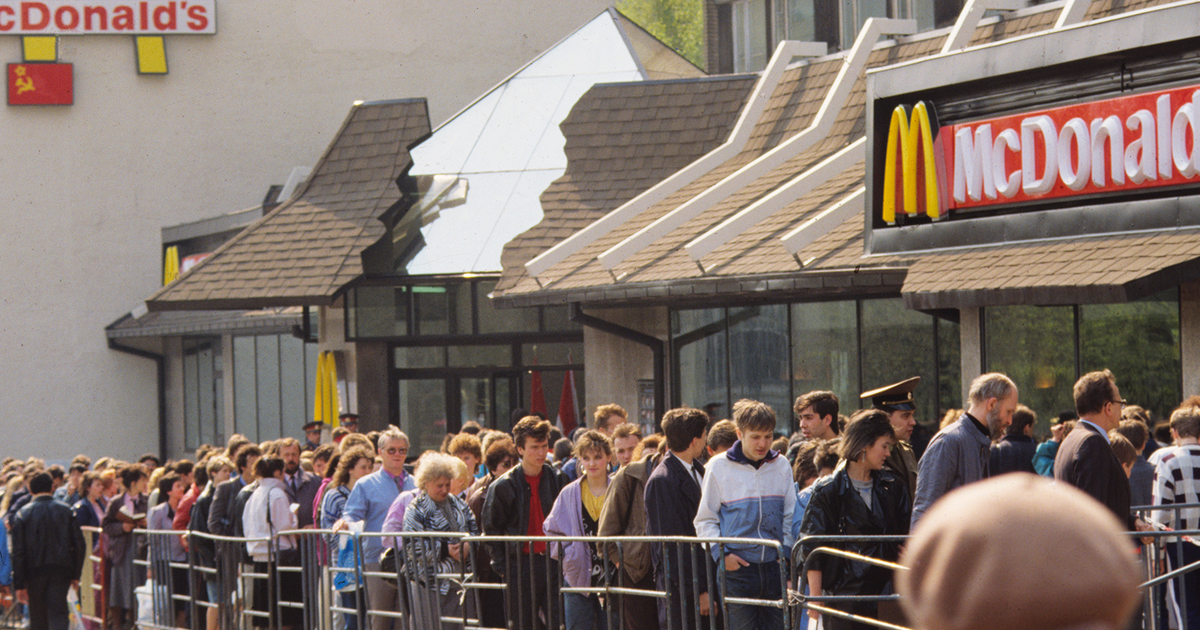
{"left": 496, "top": 0, "right": 1196, "bottom": 440}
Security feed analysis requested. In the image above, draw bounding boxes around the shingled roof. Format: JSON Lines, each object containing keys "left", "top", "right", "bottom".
{"left": 494, "top": 0, "right": 1184, "bottom": 309}
{"left": 146, "top": 99, "right": 431, "bottom": 311}
{"left": 495, "top": 75, "right": 758, "bottom": 294}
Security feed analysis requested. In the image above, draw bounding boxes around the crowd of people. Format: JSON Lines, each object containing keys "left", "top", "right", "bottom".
{"left": 0, "top": 367, "right": 1197, "bottom": 630}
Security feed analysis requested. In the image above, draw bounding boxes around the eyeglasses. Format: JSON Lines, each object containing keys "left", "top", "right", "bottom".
{"left": 1110, "top": 398, "right": 1129, "bottom": 407}
{"left": 384, "top": 447, "right": 409, "bottom": 455}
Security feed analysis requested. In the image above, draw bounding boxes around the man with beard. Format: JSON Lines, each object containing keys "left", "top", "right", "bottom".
{"left": 278, "top": 438, "right": 322, "bottom": 527}
{"left": 911, "top": 373, "right": 1018, "bottom": 528}
{"left": 861, "top": 378, "right": 920, "bottom": 502}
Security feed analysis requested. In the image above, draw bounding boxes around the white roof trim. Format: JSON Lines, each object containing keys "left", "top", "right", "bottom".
{"left": 780, "top": 186, "right": 865, "bottom": 258}
{"left": 942, "top": 0, "right": 1027, "bottom": 53}
{"left": 684, "top": 138, "right": 866, "bottom": 264}
{"left": 596, "top": 20, "right": 917, "bottom": 273}
{"left": 522, "top": 41, "right": 820, "bottom": 282}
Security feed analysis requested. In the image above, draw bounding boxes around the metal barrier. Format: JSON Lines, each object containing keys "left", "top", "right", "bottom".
{"left": 82, "top": 514, "right": 1200, "bottom": 630}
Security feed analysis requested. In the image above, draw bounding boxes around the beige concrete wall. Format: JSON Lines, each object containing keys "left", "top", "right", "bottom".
{"left": 581, "top": 306, "right": 668, "bottom": 430}
{"left": 959, "top": 307, "right": 983, "bottom": 404}
{"left": 1, "top": 0, "right": 612, "bottom": 463}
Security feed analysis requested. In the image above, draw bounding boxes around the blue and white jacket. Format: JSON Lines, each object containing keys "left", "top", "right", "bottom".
{"left": 694, "top": 441, "right": 796, "bottom": 564}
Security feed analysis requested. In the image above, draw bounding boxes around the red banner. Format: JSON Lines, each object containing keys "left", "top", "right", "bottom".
{"left": 7, "top": 62, "right": 71, "bottom": 105}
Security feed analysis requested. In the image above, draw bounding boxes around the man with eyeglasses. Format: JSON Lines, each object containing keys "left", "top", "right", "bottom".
{"left": 1055, "top": 370, "right": 1153, "bottom": 535}
{"left": 336, "top": 428, "right": 415, "bottom": 630}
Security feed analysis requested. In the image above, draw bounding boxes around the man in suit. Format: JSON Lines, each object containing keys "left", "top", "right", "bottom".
{"left": 645, "top": 408, "right": 714, "bottom": 630}
{"left": 279, "top": 438, "right": 322, "bottom": 527}
{"left": 1055, "top": 370, "right": 1151, "bottom": 534}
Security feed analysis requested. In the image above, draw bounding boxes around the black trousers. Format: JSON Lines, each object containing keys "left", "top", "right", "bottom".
{"left": 27, "top": 567, "right": 72, "bottom": 630}
{"left": 503, "top": 552, "right": 560, "bottom": 630}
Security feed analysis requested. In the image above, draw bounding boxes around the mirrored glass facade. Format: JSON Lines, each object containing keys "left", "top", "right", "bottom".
{"left": 672, "top": 298, "right": 959, "bottom": 439}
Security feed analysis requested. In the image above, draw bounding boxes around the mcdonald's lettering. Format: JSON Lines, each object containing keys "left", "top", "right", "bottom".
{"left": 882, "top": 102, "right": 944, "bottom": 223}
{"left": 934, "top": 83, "right": 1200, "bottom": 213}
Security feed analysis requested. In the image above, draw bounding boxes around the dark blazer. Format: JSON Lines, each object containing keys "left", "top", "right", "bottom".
{"left": 644, "top": 454, "right": 713, "bottom": 628}
{"left": 1054, "top": 421, "right": 1136, "bottom": 529}
{"left": 207, "top": 476, "right": 246, "bottom": 537}
{"left": 285, "top": 470, "right": 322, "bottom": 528}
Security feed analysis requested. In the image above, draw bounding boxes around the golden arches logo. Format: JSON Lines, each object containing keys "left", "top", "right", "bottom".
{"left": 882, "top": 102, "right": 941, "bottom": 223}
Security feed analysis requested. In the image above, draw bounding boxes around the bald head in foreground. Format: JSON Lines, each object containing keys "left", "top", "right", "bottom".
{"left": 899, "top": 473, "right": 1140, "bottom": 630}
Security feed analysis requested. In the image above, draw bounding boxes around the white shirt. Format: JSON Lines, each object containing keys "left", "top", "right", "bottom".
{"left": 242, "top": 477, "right": 297, "bottom": 560}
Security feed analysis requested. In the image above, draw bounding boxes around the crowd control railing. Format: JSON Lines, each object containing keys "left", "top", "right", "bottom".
{"left": 83, "top": 518, "right": 1200, "bottom": 630}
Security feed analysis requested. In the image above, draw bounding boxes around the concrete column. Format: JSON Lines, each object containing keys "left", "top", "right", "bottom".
{"left": 354, "top": 341, "right": 390, "bottom": 432}
{"left": 582, "top": 306, "right": 668, "bottom": 431}
{"left": 959, "top": 307, "right": 983, "bottom": 402}
{"left": 1181, "top": 282, "right": 1200, "bottom": 397}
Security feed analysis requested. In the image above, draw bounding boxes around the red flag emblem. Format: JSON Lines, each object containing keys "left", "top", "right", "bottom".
{"left": 7, "top": 63, "right": 73, "bottom": 106}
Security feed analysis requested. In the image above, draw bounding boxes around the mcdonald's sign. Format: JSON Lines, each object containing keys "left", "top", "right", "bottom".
{"left": 879, "top": 84, "right": 1200, "bottom": 224}
{"left": 881, "top": 101, "right": 946, "bottom": 224}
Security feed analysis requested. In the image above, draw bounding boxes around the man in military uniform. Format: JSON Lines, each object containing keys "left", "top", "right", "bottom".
{"left": 861, "top": 377, "right": 920, "bottom": 502}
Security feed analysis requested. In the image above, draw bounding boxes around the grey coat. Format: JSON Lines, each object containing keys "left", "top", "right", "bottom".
{"left": 911, "top": 414, "right": 991, "bottom": 528}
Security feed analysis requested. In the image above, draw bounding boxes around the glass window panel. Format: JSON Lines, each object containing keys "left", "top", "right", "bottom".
{"left": 197, "top": 345, "right": 215, "bottom": 450}
{"left": 791, "top": 300, "right": 860, "bottom": 422}
{"left": 350, "top": 286, "right": 408, "bottom": 338}
{"left": 397, "top": 379, "right": 447, "bottom": 455}
{"left": 448, "top": 344, "right": 513, "bottom": 368}
{"left": 279, "top": 335, "right": 308, "bottom": 438}
{"left": 451, "top": 282, "right": 474, "bottom": 335}
{"left": 522, "top": 342, "right": 583, "bottom": 367}
{"left": 985, "top": 304, "right": 1076, "bottom": 434}
{"left": 861, "top": 299, "right": 938, "bottom": 428}
{"left": 774, "top": 0, "right": 814, "bottom": 43}
{"left": 1080, "top": 289, "right": 1180, "bottom": 423}
{"left": 542, "top": 305, "right": 582, "bottom": 332}
{"left": 234, "top": 335, "right": 257, "bottom": 441}
{"left": 414, "top": 286, "right": 449, "bottom": 335}
{"left": 256, "top": 335, "right": 282, "bottom": 440}
{"left": 461, "top": 378, "right": 491, "bottom": 430}
{"left": 395, "top": 346, "right": 447, "bottom": 369}
{"left": 733, "top": 0, "right": 770, "bottom": 72}
{"left": 728, "top": 304, "right": 791, "bottom": 433}
{"left": 494, "top": 374, "right": 517, "bottom": 433}
{"left": 183, "top": 350, "right": 199, "bottom": 451}
{"left": 936, "top": 317, "right": 962, "bottom": 419}
{"left": 477, "top": 281, "right": 540, "bottom": 334}
{"left": 673, "top": 308, "right": 728, "bottom": 418}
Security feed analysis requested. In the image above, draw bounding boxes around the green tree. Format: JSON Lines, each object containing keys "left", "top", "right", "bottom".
{"left": 618, "top": 0, "right": 706, "bottom": 68}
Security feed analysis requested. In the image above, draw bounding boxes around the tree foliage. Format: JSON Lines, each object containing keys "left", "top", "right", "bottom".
{"left": 618, "top": 0, "right": 706, "bottom": 68}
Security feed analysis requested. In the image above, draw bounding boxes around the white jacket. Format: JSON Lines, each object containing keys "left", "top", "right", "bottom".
{"left": 242, "top": 477, "right": 297, "bottom": 560}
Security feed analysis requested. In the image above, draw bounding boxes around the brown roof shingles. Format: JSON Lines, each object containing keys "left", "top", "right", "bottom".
{"left": 497, "top": 0, "right": 1156, "bottom": 308}
{"left": 147, "top": 99, "right": 431, "bottom": 310}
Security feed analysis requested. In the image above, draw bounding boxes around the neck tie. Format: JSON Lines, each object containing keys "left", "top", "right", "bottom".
{"left": 394, "top": 472, "right": 405, "bottom": 493}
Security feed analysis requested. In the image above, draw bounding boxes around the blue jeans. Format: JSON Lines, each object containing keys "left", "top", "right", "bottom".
{"left": 722, "top": 560, "right": 782, "bottom": 630}
{"left": 340, "top": 590, "right": 366, "bottom": 630}
{"left": 1167, "top": 543, "right": 1200, "bottom": 630}
{"left": 564, "top": 592, "right": 607, "bottom": 630}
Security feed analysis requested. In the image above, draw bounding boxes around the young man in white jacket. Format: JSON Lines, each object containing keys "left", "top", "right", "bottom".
{"left": 695, "top": 399, "right": 795, "bottom": 630}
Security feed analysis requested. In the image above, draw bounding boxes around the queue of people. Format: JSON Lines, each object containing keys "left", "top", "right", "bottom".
{"left": 0, "top": 368, "right": 1198, "bottom": 630}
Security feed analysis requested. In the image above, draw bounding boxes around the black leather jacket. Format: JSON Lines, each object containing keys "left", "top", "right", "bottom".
{"left": 11, "top": 495, "right": 87, "bottom": 589}
{"left": 798, "top": 466, "right": 911, "bottom": 596}
{"left": 481, "top": 463, "right": 568, "bottom": 577}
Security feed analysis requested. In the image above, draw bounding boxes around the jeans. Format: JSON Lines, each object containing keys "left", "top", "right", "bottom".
{"left": 27, "top": 567, "right": 72, "bottom": 630}
{"left": 564, "top": 592, "right": 606, "bottom": 630}
{"left": 722, "top": 561, "right": 782, "bottom": 630}
{"left": 340, "top": 590, "right": 366, "bottom": 630}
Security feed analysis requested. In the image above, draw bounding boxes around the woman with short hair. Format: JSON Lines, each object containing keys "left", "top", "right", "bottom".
{"left": 799, "top": 410, "right": 912, "bottom": 630}
{"left": 400, "top": 452, "right": 479, "bottom": 628}
{"left": 242, "top": 457, "right": 300, "bottom": 630}
{"left": 101, "top": 464, "right": 149, "bottom": 630}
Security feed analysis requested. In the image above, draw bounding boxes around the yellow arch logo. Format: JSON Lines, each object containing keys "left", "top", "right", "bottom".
{"left": 882, "top": 101, "right": 941, "bottom": 223}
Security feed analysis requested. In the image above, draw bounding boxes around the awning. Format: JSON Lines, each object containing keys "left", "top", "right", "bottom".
{"left": 900, "top": 228, "right": 1200, "bottom": 310}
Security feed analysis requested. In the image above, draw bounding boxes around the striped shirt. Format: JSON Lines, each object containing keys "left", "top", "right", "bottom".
{"left": 1151, "top": 444, "right": 1200, "bottom": 533}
